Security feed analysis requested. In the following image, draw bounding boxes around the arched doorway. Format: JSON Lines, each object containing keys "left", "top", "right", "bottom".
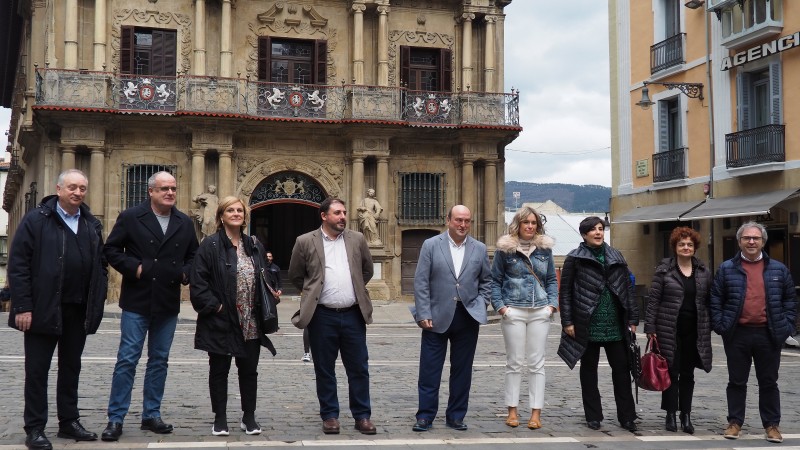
{"left": 248, "top": 171, "right": 327, "bottom": 291}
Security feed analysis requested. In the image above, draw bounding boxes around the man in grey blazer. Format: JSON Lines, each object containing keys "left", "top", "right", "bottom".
{"left": 412, "top": 205, "right": 491, "bottom": 432}
{"left": 288, "top": 197, "right": 376, "bottom": 435}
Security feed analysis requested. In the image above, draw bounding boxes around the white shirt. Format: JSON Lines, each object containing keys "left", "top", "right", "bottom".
{"left": 447, "top": 232, "right": 467, "bottom": 278}
{"left": 319, "top": 228, "right": 357, "bottom": 308}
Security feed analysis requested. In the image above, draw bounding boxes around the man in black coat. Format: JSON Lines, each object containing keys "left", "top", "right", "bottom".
{"left": 101, "top": 171, "right": 198, "bottom": 442}
{"left": 8, "top": 169, "right": 108, "bottom": 450}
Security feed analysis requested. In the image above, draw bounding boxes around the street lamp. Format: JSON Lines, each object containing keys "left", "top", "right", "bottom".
{"left": 636, "top": 81, "right": 704, "bottom": 109}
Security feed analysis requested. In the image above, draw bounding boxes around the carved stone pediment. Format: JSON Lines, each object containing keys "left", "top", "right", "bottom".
{"left": 257, "top": 3, "right": 328, "bottom": 28}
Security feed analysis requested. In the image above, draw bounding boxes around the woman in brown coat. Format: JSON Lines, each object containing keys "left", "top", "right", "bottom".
{"left": 644, "top": 227, "right": 713, "bottom": 434}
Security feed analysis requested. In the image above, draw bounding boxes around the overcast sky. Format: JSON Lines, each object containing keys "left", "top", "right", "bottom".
{"left": 0, "top": 1, "right": 612, "bottom": 186}
{"left": 504, "top": 1, "right": 612, "bottom": 187}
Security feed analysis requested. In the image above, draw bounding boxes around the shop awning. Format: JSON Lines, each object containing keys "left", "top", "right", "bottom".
{"left": 612, "top": 200, "right": 705, "bottom": 224}
{"left": 680, "top": 188, "right": 799, "bottom": 220}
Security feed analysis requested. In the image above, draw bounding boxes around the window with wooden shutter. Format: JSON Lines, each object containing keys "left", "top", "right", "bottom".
{"left": 119, "top": 27, "right": 177, "bottom": 76}
{"left": 400, "top": 46, "right": 450, "bottom": 92}
{"left": 258, "top": 37, "right": 325, "bottom": 84}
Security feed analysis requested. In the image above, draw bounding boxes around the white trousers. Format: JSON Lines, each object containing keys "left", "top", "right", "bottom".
{"left": 501, "top": 306, "right": 551, "bottom": 409}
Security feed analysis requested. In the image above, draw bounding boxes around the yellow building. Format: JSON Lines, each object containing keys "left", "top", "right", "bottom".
{"left": 610, "top": 0, "right": 800, "bottom": 283}
{"left": 0, "top": 0, "right": 520, "bottom": 300}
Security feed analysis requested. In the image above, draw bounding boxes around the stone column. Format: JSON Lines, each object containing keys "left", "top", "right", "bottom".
{"left": 60, "top": 146, "right": 76, "bottom": 173}
{"left": 190, "top": 149, "right": 206, "bottom": 200}
{"left": 376, "top": 157, "right": 389, "bottom": 214}
{"left": 89, "top": 146, "right": 106, "bottom": 214}
{"left": 220, "top": 0, "right": 232, "bottom": 77}
{"left": 93, "top": 0, "right": 107, "bottom": 71}
{"left": 461, "top": 13, "right": 475, "bottom": 91}
{"left": 64, "top": 0, "right": 78, "bottom": 69}
{"left": 377, "top": 6, "right": 390, "bottom": 86}
{"left": 194, "top": 0, "right": 206, "bottom": 75}
{"left": 484, "top": 16, "right": 496, "bottom": 93}
{"left": 483, "top": 160, "right": 498, "bottom": 244}
{"left": 25, "top": 4, "right": 46, "bottom": 125}
{"left": 461, "top": 158, "right": 475, "bottom": 211}
{"left": 352, "top": 3, "right": 366, "bottom": 85}
{"left": 218, "top": 150, "right": 234, "bottom": 197}
{"left": 351, "top": 156, "right": 365, "bottom": 209}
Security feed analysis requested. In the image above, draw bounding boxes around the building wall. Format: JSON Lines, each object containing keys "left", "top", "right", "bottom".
{"left": 3, "top": 0, "right": 519, "bottom": 301}
{"left": 611, "top": 0, "right": 800, "bottom": 286}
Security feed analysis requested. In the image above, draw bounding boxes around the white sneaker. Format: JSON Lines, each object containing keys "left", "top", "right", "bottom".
{"left": 302, "top": 353, "right": 312, "bottom": 362}
{"left": 785, "top": 336, "right": 799, "bottom": 347}
{"left": 211, "top": 425, "right": 229, "bottom": 436}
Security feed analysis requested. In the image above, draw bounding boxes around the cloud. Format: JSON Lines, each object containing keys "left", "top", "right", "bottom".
{"left": 504, "top": 2, "right": 611, "bottom": 187}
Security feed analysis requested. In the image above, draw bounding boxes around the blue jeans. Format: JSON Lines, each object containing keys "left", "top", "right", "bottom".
{"left": 107, "top": 311, "right": 178, "bottom": 423}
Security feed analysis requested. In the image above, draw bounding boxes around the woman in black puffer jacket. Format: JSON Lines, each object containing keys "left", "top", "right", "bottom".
{"left": 557, "top": 216, "right": 639, "bottom": 432}
{"left": 644, "top": 227, "right": 712, "bottom": 434}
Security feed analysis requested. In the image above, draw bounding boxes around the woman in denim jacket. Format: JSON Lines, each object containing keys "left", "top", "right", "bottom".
{"left": 491, "top": 206, "right": 558, "bottom": 430}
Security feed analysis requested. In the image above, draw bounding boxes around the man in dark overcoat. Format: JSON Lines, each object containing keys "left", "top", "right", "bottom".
{"left": 8, "top": 169, "right": 108, "bottom": 450}
{"left": 101, "top": 171, "right": 198, "bottom": 442}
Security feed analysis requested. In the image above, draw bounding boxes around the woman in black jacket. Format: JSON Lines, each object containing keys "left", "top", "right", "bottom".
{"left": 190, "top": 196, "right": 276, "bottom": 437}
{"left": 557, "top": 216, "right": 639, "bottom": 432}
{"left": 644, "top": 227, "right": 712, "bottom": 434}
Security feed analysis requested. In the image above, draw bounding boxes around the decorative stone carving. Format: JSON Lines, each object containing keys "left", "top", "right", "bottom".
{"left": 388, "top": 31, "right": 454, "bottom": 87}
{"left": 111, "top": 9, "right": 192, "bottom": 74}
{"left": 237, "top": 157, "right": 343, "bottom": 201}
{"left": 192, "top": 185, "right": 219, "bottom": 239}
{"left": 358, "top": 188, "right": 383, "bottom": 246}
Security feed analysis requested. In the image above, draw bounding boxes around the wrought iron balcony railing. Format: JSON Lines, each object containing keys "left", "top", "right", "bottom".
{"left": 650, "top": 33, "right": 685, "bottom": 74}
{"left": 726, "top": 124, "right": 785, "bottom": 168}
{"left": 652, "top": 147, "right": 687, "bottom": 183}
{"left": 33, "top": 69, "right": 521, "bottom": 128}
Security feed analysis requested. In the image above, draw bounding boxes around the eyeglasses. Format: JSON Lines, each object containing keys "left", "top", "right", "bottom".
{"left": 156, "top": 186, "right": 177, "bottom": 192}
{"left": 740, "top": 236, "right": 763, "bottom": 242}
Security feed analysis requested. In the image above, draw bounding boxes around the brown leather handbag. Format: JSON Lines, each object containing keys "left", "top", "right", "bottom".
{"left": 639, "top": 335, "right": 672, "bottom": 391}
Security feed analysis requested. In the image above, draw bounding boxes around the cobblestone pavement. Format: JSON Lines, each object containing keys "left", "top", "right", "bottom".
{"left": 1, "top": 299, "right": 799, "bottom": 449}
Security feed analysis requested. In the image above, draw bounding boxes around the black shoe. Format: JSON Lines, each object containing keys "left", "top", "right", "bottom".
{"left": 445, "top": 419, "right": 468, "bottom": 431}
{"left": 412, "top": 418, "right": 433, "bottom": 432}
{"left": 25, "top": 428, "right": 53, "bottom": 450}
{"left": 680, "top": 412, "right": 694, "bottom": 434}
{"left": 57, "top": 420, "right": 97, "bottom": 441}
{"left": 587, "top": 420, "right": 601, "bottom": 430}
{"left": 141, "top": 417, "right": 173, "bottom": 434}
{"left": 665, "top": 412, "right": 677, "bottom": 432}
{"left": 621, "top": 420, "right": 637, "bottom": 432}
{"left": 101, "top": 422, "right": 122, "bottom": 442}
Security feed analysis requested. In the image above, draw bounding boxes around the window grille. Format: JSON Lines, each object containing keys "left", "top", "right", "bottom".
{"left": 121, "top": 164, "right": 177, "bottom": 209}
{"left": 398, "top": 173, "right": 445, "bottom": 225}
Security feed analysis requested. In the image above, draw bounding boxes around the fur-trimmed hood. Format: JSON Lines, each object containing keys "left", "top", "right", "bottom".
{"left": 496, "top": 233, "right": 555, "bottom": 253}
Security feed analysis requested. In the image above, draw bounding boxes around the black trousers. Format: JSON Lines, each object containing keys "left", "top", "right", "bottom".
{"left": 662, "top": 314, "right": 700, "bottom": 413}
{"left": 579, "top": 340, "right": 637, "bottom": 424}
{"left": 724, "top": 326, "right": 782, "bottom": 428}
{"left": 23, "top": 304, "right": 87, "bottom": 432}
{"left": 208, "top": 339, "right": 261, "bottom": 417}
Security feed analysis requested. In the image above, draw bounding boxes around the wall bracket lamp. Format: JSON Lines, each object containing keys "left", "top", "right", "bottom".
{"left": 636, "top": 81, "right": 704, "bottom": 109}
{"left": 684, "top": 0, "right": 705, "bottom": 9}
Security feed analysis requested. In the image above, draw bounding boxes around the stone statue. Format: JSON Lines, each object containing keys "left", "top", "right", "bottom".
{"left": 358, "top": 188, "right": 383, "bottom": 246}
{"left": 193, "top": 185, "right": 219, "bottom": 239}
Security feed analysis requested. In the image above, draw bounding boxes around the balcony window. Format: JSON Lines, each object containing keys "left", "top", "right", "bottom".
{"left": 398, "top": 173, "right": 445, "bottom": 225}
{"left": 737, "top": 62, "right": 781, "bottom": 131}
{"left": 658, "top": 98, "right": 682, "bottom": 152}
{"left": 258, "top": 37, "right": 326, "bottom": 84}
{"left": 719, "top": 0, "right": 782, "bottom": 48}
{"left": 120, "top": 27, "right": 177, "bottom": 76}
{"left": 121, "top": 164, "right": 177, "bottom": 209}
{"left": 400, "top": 47, "right": 452, "bottom": 92}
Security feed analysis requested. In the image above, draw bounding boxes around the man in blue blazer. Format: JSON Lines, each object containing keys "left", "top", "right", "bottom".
{"left": 412, "top": 205, "right": 491, "bottom": 432}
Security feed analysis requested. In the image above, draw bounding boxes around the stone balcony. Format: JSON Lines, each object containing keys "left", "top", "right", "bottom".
{"left": 34, "top": 69, "right": 521, "bottom": 129}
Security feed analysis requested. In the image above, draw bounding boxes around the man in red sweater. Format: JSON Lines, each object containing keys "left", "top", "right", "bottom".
{"left": 710, "top": 222, "right": 797, "bottom": 444}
